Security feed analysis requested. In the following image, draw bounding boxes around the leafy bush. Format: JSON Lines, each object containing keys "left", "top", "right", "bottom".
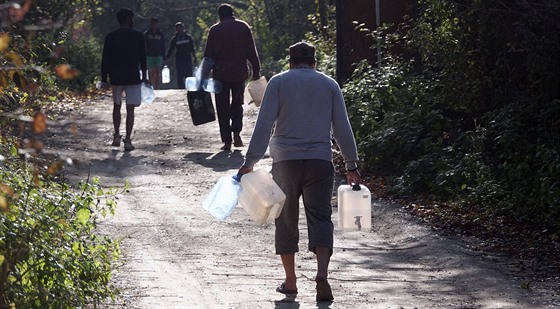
{"left": 0, "top": 153, "right": 120, "bottom": 308}
{"left": 343, "top": 0, "right": 560, "bottom": 229}
{"left": 58, "top": 35, "right": 102, "bottom": 92}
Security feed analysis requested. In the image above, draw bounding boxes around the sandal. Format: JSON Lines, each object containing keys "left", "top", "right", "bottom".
{"left": 315, "top": 279, "right": 334, "bottom": 302}
{"left": 276, "top": 282, "right": 298, "bottom": 295}
{"left": 220, "top": 143, "right": 231, "bottom": 151}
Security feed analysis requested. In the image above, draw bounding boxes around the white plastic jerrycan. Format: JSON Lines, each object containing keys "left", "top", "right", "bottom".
{"left": 238, "top": 169, "right": 286, "bottom": 225}
{"left": 247, "top": 76, "right": 267, "bottom": 107}
{"left": 202, "top": 175, "right": 241, "bottom": 221}
{"left": 161, "top": 65, "right": 170, "bottom": 84}
{"left": 338, "top": 184, "right": 372, "bottom": 231}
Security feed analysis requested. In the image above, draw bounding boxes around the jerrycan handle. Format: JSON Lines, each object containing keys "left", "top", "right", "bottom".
{"left": 352, "top": 184, "right": 361, "bottom": 191}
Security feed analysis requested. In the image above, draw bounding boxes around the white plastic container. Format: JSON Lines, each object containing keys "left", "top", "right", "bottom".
{"left": 198, "top": 57, "right": 215, "bottom": 80}
{"left": 185, "top": 77, "right": 201, "bottom": 91}
{"left": 202, "top": 78, "right": 222, "bottom": 93}
{"left": 238, "top": 169, "right": 286, "bottom": 225}
{"left": 140, "top": 82, "right": 155, "bottom": 105}
{"left": 247, "top": 76, "right": 267, "bottom": 107}
{"left": 338, "top": 184, "right": 372, "bottom": 231}
{"left": 161, "top": 65, "right": 170, "bottom": 84}
{"left": 203, "top": 175, "right": 241, "bottom": 221}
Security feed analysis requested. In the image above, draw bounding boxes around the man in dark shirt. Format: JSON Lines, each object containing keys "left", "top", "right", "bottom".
{"left": 144, "top": 18, "right": 166, "bottom": 90}
{"left": 166, "top": 22, "right": 196, "bottom": 89}
{"left": 203, "top": 4, "right": 261, "bottom": 151}
{"left": 100, "top": 8, "right": 147, "bottom": 151}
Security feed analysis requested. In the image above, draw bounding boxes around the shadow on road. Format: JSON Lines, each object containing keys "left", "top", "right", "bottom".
{"left": 183, "top": 150, "right": 244, "bottom": 172}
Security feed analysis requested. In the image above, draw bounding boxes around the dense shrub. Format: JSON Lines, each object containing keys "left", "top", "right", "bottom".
{"left": 343, "top": 0, "right": 560, "bottom": 229}
{"left": 0, "top": 151, "right": 120, "bottom": 308}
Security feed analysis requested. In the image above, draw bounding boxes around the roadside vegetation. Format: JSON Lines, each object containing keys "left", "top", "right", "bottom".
{"left": 342, "top": 0, "right": 559, "bottom": 269}
{"left": 1, "top": 0, "right": 558, "bottom": 306}
{"left": 1, "top": 1, "right": 120, "bottom": 307}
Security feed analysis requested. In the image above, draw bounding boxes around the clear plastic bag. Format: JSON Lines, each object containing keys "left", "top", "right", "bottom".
{"left": 141, "top": 82, "right": 155, "bottom": 104}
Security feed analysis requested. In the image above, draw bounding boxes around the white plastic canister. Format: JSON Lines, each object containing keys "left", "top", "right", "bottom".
{"left": 202, "top": 175, "right": 241, "bottom": 221}
{"left": 161, "top": 65, "right": 170, "bottom": 84}
{"left": 247, "top": 76, "right": 267, "bottom": 107}
{"left": 238, "top": 169, "right": 286, "bottom": 225}
{"left": 338, "top": 184, "right": 372, "bottom": 231}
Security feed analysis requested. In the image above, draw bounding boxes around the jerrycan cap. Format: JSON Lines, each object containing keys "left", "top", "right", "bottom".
{"left": 352, "top": 184, "right": 361, "bottom": 191}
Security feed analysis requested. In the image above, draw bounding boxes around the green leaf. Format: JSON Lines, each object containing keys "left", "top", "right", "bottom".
{"left": 72, "top": 242, "right": 83, "bottom": 255}
{"left": 77, "top": 208, "right": 91, "bottom": 225}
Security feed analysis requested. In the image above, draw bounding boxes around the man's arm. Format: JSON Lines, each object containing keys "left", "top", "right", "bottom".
{"left": 190, "top": 34, "right": 197, "bottom": 65}
{"left": 166, "top": 36, "right": 176, "bottom": 59}
{"left": 160, "top": 33, "right": 166, "bottom": 59}
{"left": 100, "top": 35, "right": 111, "bottom": 83}
{"left": 203, "top": 28, "right": 216, "bottom": 59}
{"left": 245, "top": 27, "right": 260, "bottom": 80}
{"left": 330, "top": 81, "right": 359, "bottom": 171}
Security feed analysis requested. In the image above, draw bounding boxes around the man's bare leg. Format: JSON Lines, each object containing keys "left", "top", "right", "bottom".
{"left": 280, "top": 253, "right": 297, "bottom": 291}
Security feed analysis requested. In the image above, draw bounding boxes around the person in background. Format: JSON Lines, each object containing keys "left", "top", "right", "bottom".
{"left": 144, "top": 17, "right": 166, "bottom": 90}
{"left": 237, "top": 41, "right": 361, "bottom": 302}
{"left": 203, "top": 3, "right": 260, "bottom": 151}
{"left": 166, "top": 22, "right": 196, "bottom": 89}
{"left": 100, "top": 8, "right": 147, "bottom": 151}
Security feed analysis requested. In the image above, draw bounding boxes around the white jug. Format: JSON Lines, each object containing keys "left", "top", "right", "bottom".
{"left": 238, "top": 169, "right": 286, "bottom": 225}
{"left": 338, "top": 184, "right": 372, "bottom": 231}
{"left": 185, "top": 77, "right": 201, "bottom": 91}
{"left": 247, "top": 76, "right": 267, "bottom": 107}
{"left": 161, "top": 65, "right": 170, "bottom": 84}
{"left": 203, "top": 175, "right": 241, "bottom": 221}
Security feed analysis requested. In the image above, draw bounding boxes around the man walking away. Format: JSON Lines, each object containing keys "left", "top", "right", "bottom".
{"left": 100, "top": 8, "right": 147, "bottom": 151}
{"left": 203, "top": 3, "right": 261, "bottom": 151}
{"left": 167, "top": 22, "right": 196, "bottom": 89}
{"left": 144, "top": 18, "right": 166, "bottom": 90}
{"left": 237, "top": 41, "right": 362, "bottom": 302}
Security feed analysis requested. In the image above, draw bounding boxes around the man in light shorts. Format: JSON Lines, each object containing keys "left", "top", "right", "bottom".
{"left": 100, "top": 8, "right": 148, "bottom": 151}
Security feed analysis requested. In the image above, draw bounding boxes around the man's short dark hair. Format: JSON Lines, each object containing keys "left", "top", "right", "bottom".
{"left": 117, "top": 8, "right": 134, "bottom": 25}
{"left": 218, "top": 4, "right": 234, "bottom": 19}
{"left": 289, "top": 41, "right": 316, "bottom": 66}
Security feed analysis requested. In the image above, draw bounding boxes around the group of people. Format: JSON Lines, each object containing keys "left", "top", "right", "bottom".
{"left": 145, "top": 17, "right": 196, "bottom": 90}
{"left": 100, "top": 3, "right": 361, "bottom": 304}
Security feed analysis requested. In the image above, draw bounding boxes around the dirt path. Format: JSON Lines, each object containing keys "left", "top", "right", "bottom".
{"left": 48, "top": 90, "right": 558, "bottom": 308}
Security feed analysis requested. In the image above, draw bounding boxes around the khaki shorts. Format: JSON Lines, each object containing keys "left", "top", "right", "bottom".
{"left": 112, "top": 84, "right": 141, "bottom": 106}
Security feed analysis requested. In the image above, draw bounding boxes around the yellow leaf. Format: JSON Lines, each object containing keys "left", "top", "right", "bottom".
{"left": 0, "top": 71, "right": 9, "bottom": 89}
{"left": 0, "top": 195, "right": 8, "bottom": 212}
{"left": 0, "top": 183, "right": 14, "bottom": 196}
{"left": 55, "top": 64, "right": 80, "bottom": 80}
{"left": 0, "top": 33, "right": 10, "bottom": 52}
{"left": 5, "top": 51, "right": 24, "bottom": 66}
{"left": 9, "top": 70, "right": 27, "bottom": 89}
{"left": 47, "top": 161, "right": 63, "bottom": 176}
{"left": 33, "top": 112, "right": 47, "bottom": 133}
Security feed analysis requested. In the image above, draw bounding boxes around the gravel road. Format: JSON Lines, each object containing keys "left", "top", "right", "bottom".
{"left": 49, "top": 89, "right": 558, "bottom": 308}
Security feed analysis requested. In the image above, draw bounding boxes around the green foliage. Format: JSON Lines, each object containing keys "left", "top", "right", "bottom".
{"left": 343, "top": 0, "right": 560, "bottom": 229}
{"left": 59, "top": 35, "right": 102, "bottom": 92}
{"left": 0, "top": 157, "right": 120, "bottom": 308}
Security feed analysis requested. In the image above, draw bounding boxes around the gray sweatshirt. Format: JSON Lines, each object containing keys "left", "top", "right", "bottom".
{"left": 243, "top": 68, "right": 359, "bottom": 170}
